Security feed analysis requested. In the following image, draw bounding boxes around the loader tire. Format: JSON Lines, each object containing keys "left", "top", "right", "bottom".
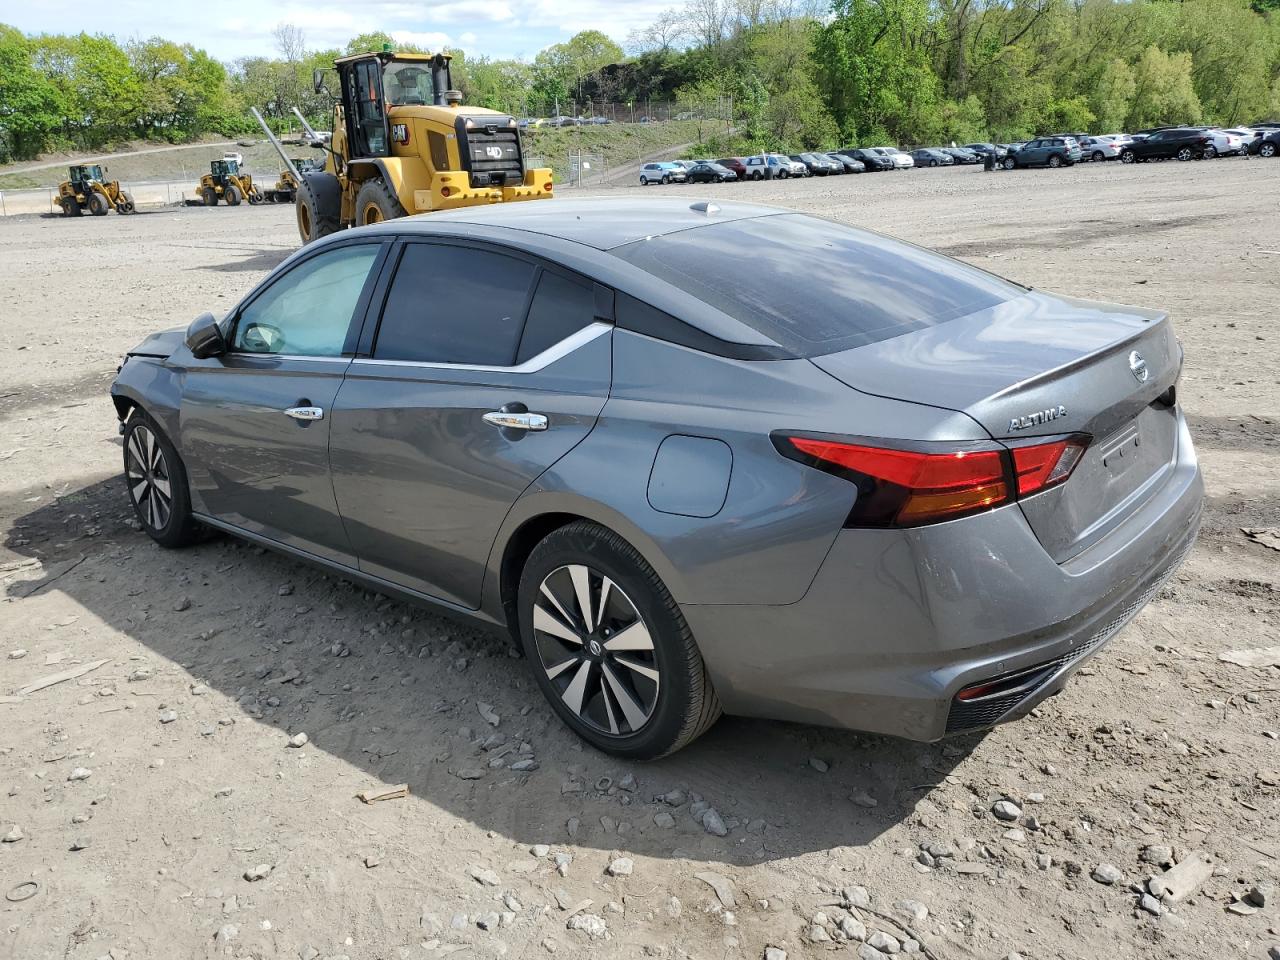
{"left": 296, "top": 173, "right": 342, "bottom": 244}
{"left": 61, "top": 198, "right": 82, "bottom": 217}
{"left": 355, "top": 178, "right": 407, "bottom": 226}
{"left": 88, "top": 192, "right": 110, "bottom": 216}
{"left": 225, "top": 185, "right": 242, "bottom": 206}
{"left": 117, "top": 191, "right": 135, "bottom": 214}
{"left": 202, "top": 187, "right": 218, "bottom": 207}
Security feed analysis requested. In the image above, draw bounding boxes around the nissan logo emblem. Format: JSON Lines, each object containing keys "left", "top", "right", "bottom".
{"left": 1128, "top": 350, "right": 1149, "bottom": 383}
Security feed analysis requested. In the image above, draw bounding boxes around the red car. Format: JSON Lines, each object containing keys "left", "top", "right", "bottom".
{"left": 716, "top": 157, "right": 748, "bottom": 178}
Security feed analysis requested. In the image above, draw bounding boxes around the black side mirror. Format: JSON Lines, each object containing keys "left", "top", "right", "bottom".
{"left": 313, "top": 69, "right": 326, "bottom": 95}
{"left": 186, "top": 312, "right": 226, "bottom": 359}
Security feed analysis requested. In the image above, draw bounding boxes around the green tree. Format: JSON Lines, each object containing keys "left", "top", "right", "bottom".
{"left": 1126, "top": 46, "right": 1201, "bottom": 129}
{"left": 0, "top": 24, "right": 65, "bottom": 159}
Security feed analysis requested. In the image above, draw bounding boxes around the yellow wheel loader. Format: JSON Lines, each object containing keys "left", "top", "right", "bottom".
{"left": 292, "top": 48, "right": 553, "bottom": 243}
{"left": 196, "top": 159, "right": 263, "bottom": 207}
{"left": 56, "top": 165, "right": 135, "bottom": 216}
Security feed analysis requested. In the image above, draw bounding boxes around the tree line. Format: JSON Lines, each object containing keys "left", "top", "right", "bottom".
{"left": 2, "top": 0, "right": 1278, "bottom": 164}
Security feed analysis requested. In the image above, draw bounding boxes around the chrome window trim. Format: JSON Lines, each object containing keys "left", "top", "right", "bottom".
{"left": 351, "top": 321, "right": 611, "bottom": 375}
{"left": 220, "top": 353, "right": 352, "bottom": 363}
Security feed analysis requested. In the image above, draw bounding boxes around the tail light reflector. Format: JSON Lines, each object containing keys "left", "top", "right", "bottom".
{"left": 776, "top": 434, "right": 1089, "bottom": 528}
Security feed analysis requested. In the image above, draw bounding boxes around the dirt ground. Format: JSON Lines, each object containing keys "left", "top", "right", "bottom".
{"left": 1, "top": 159, "right": 1277, "bottom": 960}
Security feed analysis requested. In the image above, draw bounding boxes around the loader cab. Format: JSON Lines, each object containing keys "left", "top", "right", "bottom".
{"left": 70, "top": 164, "right": 103, "bottom": 186}
{"left": 331, "top": 51, "right": 462, "bottom": 161}
{"left": 210, "top": 159, "right": 239, "bottom": 183}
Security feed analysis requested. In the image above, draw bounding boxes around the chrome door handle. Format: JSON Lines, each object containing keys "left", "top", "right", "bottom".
{"left": 284, "top": 406, "right": 324, "bottom": 421}
{"left": 483, "top": 411, "right": 548, "bottom": 431}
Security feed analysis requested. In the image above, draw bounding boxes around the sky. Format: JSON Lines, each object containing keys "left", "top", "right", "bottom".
{"left": 3, "top": 0, "right": 659, "bottom": 62}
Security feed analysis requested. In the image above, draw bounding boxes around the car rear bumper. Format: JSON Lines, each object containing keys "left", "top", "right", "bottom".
{"left": 682, "top": 409, "right": 1203, "bottom": 741}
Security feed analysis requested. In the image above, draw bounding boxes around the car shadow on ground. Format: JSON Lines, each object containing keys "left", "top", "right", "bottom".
{"left": 3, "top": 476, "right": 984, "bottom": 868}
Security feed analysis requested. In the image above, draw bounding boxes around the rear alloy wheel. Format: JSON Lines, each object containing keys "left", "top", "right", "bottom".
{"left": 661, "top": 175, "right": 670, "bottom": 185}
{"left": 1092, "top": 150, "right": 1105, "bottom": 162}
{"left": 1002, "top": 157, "right": 1016, "bottom": 170}
{"left": 639, "top": 176, "right": 648, "bottom": 185}
{"left": 1176, "top": 147, "right": 1194, "bottom": 161}
{"left": 929, "top": 159, "right": 938, "bottom": 167}
{"left": 1048, "top": 154, "right": 1063, "bottom": 168}
{"left": 123, "top": 412, "right": 200, "bottom": 548}
{"left": 1261, "top": 142, "right": 1278, "bottom": 158}
{"left": 1201, "top": 145, "right": 1217, "bottom": 159}
{"left": 518, "top": 522, "right": 721, "bottom": 759}
{"left": 1120, "top": 150, "right": 1135, "bottom": 164}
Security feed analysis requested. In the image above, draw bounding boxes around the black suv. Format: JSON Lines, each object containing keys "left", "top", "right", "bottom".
{"left": 1120, "top": 128, "right": 1213, "bottom": 163}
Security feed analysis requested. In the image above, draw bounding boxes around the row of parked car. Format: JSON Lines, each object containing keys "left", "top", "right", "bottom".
{"left": 638, "top": 122, "right": 1280, "bottom": 184}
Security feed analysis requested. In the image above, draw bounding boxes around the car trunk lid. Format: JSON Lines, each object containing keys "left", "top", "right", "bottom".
{"left": 811, "top": 291, "right": 1182, "bottom": 561}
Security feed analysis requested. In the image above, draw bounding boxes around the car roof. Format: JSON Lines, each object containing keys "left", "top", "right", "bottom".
{"left": 377, "top": 197, "right": 789, "bottom": 252}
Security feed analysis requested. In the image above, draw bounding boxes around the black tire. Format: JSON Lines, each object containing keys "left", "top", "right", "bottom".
{"left": 225, "top": 185, "right": 242, "bottom": 206}
{"left": 1201, "top": 145, "right": 1217, "bottom": 159}
{"left": 1002, "top": 156, "right": 1016, "bottom": 170}
{"left": 296, "top": 173, "right": 342, "bottom": 244}
{"left": 1261, "top": 142, "right": 1277, "bottom": 159}
{"left": 354, "top": 178, "right": 406, "bottom": 226}
{"left": 61, "top": 197, "right": 82, "bottom": 217}
{"left": 929, "top": 159, "right": 938, "bottom": 167}
{"left": 661, "top": 174, "right": 670, "bottom": 184}
{"left": 1092, "top": 150, "right": 1105, "bottom": 162}
{"left": 88, "top": 192, "right": 110, "bottom": 216}
{"left": 517, "top": 521, "right": 721, "bottom": 759}
{"left": 1120, "top": 149, "right": 1135, "bottom": 164}
{"left": 122, "top": 410, "right": 201, "bottom": 549}
{"left": 116, "top": 191, "right": 135, "bottom": 214}
{"left": 1176, "top": 147, "right": 1193, "bottom": 162}
{"left": 639, "top": 176, "right": 648, "bottom": 185}
{"left": 1048, "top": 154, "right": 1063, "bottom": 168}
{"left": 202, "top": 187, "right": 218, "bottom": 206}
{"left": 752, "top": 171, "right": 762, "bottom": 181}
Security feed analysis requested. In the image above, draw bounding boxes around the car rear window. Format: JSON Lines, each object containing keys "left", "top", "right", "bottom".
{"left": 610, "top": 214, "right": 1023, "bottom": 356}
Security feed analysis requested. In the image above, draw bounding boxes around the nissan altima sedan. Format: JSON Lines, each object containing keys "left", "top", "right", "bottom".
{"left": 111, "top": 198, "right": 1203, "bottom": 759}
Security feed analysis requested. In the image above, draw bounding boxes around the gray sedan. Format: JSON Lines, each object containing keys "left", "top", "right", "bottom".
{"left": 111, "top": 198, "right": 1203, "bottom": 758}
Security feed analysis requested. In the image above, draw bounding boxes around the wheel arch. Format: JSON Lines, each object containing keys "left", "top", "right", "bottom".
{"left": 484, "top": 494, "right": 689, "bottom": 641}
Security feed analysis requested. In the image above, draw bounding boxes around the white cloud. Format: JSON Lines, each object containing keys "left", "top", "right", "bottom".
{"left": 459, "top": 32, "right": 478, "bottom": 47}
{"left": 391, "top": 30, "right": 453, "bottom": 49}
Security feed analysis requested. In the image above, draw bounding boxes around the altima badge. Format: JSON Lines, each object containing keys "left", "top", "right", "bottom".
{"left": 1008, "top": 405, "right": 1067, "bottom": 432}
{"left": 1129, "top": 350, "right": 1149, "bottom": 383}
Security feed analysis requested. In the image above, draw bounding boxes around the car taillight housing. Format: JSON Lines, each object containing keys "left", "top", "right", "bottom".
{"left": 775, "top": 434, "right": 1089, "bottom": 528}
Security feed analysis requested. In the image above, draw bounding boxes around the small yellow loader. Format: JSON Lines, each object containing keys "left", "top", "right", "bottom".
{"left": 196, "top": 159, "right": 263, "bottom": 206}
{"left": 56, "top": 165, "right": 135, "bottom": 216}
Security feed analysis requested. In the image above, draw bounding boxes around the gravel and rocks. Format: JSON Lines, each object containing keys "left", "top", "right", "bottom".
{"left": 0, "top": 163, "right": 1273, "bottom": 960}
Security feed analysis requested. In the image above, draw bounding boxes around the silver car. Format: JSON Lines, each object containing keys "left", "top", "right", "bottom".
{"left": 111, "top": 198, "right": 1203, "bottom": 758}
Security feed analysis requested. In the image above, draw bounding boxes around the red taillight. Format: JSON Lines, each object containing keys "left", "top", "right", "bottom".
{"left": 1010, "top": 438, "right": 1086, "bottom": 496}
{"left": 777, "top": 434, "right": 1089, "bottom": 528}
{"left": 782, "top": 438, "right": 1011, "bottom": 527}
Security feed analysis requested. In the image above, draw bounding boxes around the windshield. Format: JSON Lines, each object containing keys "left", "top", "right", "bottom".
{"left": 384, "top": 62, "right": 434, "bottom": 106}
{"left": 612, "top": 214, "right": 1024, "bottom": 356}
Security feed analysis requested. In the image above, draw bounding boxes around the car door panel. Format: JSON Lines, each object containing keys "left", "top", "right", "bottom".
{"left": 330, "top": 330, "right": 612, "bottom": 607}
{"left": 179, "top": 241, "right": 388, "bottom": 566}
{"left": 328, "top": 240, "right": 613, "bottom": 609}
{"left": 182, "top": 356, "right": 355, "bottom": 563}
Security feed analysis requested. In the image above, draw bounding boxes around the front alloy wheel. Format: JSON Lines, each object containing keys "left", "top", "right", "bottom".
{"left": 1177, "top": 147, "right": 1193, "bottom": 161}
{"left": 125, "top": 423, "right": 172, "bottom": 532}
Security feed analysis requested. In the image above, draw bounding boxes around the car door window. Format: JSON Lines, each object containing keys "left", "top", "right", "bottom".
{"left": 373, "top": 243, "right": 537, "bottom": 366}
{"left": 233, "top": 244, "right": 380, "bottom": 357}
{"left": 516, "top": 270, "right": 598, "bottom": 364}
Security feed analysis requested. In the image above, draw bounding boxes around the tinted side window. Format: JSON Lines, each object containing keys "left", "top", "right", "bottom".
{"left": 374, "top": 243, "right": 536, "bottom": 365}
{"left": 516, "top": 271, "right": 597, "bottom": 364}
{"left": 233, "top": 244, "right": 379, "bottom": 356}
